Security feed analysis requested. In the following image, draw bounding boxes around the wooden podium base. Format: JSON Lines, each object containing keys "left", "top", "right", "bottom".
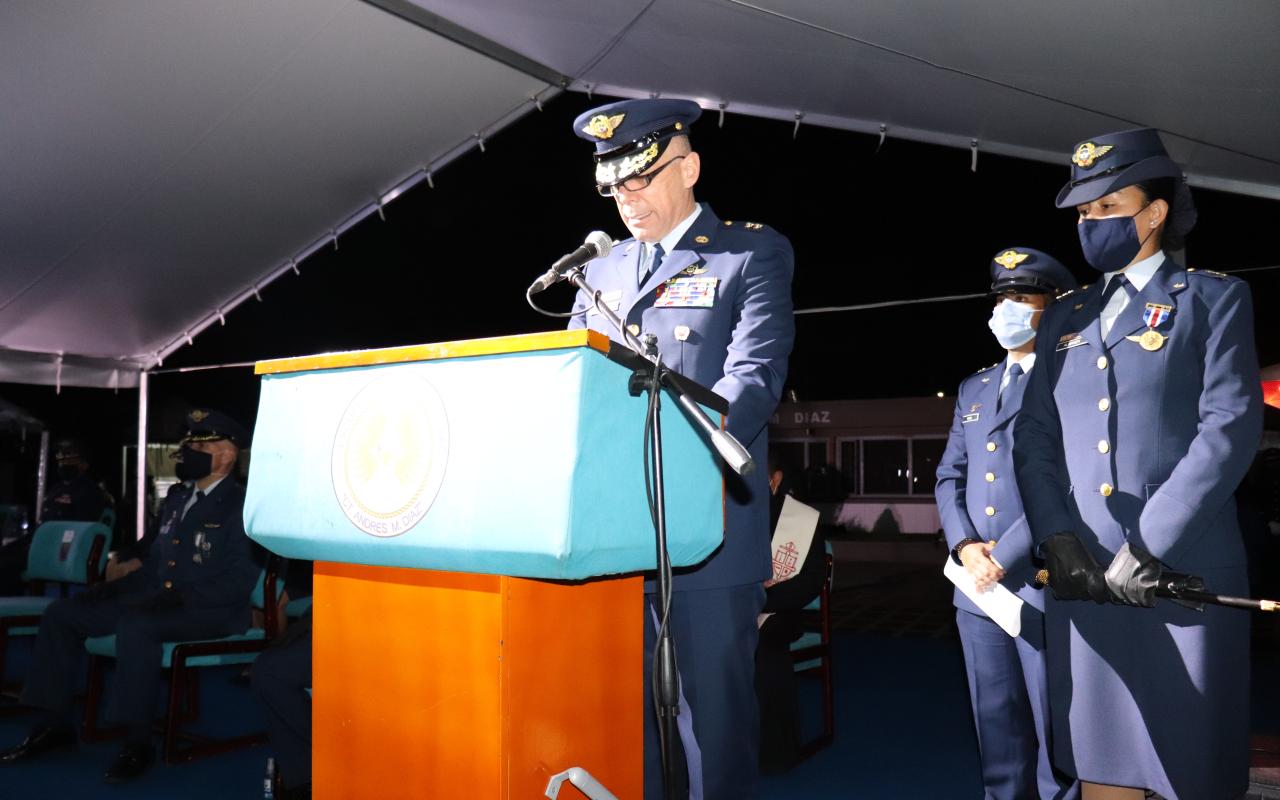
{"left": 312, "top": 562, "right": 643, "bottom": 799}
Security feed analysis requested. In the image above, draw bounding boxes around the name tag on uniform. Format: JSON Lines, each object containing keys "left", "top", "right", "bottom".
{"left": 587, "top": 289, "right": 622, "bottom": 316}
{"left": 962, "top": 412, "right": 980, "bottom": 424}
{"left": 655, "top": 276, "right": 718, "bottom": 308}
{"left": 203, "top": 522, "right": 221, "bottom": 528}
{"left": 1056, "top": 332, "right": 1087, "bottom": 351}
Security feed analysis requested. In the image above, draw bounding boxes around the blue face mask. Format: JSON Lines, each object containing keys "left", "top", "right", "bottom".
{"left": 988, "top": 299, "right": 1038, "bottom": 350}
{"left": 1077, "top": 204, "right": 1155, "bottom": 272}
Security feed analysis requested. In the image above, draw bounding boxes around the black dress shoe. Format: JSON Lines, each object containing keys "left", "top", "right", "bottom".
{"left": 103, "top": 743, "right": 154, "bottom": 783}
{"left": 0, "top": 726, "right": 76, "bottom": 763}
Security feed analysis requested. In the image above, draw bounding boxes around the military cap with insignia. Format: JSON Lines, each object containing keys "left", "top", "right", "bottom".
{"left": 1055, "top": 128, "right": 1184, "bottom": 209}
{"left": 183, "top": 408, "right": 250, "bottom": 449}
{"left": 988, "top": 247, "right": 1077, "bottom": 296}
{"left": 573, "top": 99, "right": 702, "bottom": 191}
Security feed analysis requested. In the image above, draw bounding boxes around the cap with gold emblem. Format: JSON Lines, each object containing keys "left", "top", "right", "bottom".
{"left": 988, "top": 247, "right": 1077, "bottom": 296}
{"left": 573, "top": 99, "right": 702, "bottom": 190}
{"left": 1055, "top": 127, "right": 1184, "bottom": 209}
{"left": 183, "top": 408, "right": 251, "bottom": 449}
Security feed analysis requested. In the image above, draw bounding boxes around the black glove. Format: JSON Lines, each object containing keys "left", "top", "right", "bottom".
{"left": 1102, "top": 542, "right": 1162, "bottom": 607}
{"left": 1041, "top": 532, "right": 1110, "bottom": 603}
{"left": 1154, "top": 569, "right": 1207, "bottom": 612}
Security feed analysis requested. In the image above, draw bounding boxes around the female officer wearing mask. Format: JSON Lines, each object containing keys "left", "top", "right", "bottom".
{"left": 1014, "top": 129, "right": 1262, "bottom": 799}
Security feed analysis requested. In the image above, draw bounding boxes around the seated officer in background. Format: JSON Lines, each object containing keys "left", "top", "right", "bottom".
{"left": 41, "top": 438, "right": 113, "bottom": 523}
{"left": 0, "top": 409, "right": 261, "bottom": 783}
{"left": 0, "top": 438, "right": 113, "bottom": 594}
{"left": 568, "top": 99, "right": 794, "bottom": 799}
{"left": 936, "top": 249, "right": 1079, "bottom": 800}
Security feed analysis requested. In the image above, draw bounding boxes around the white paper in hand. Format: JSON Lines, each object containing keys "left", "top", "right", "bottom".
{"left": 943, "top": 556, "right": 1024, "bottom": 638}
{"left": 770, "top": 495, "right": 820, "bottom": 584}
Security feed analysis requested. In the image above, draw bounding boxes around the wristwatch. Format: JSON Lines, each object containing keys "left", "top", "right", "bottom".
{"left": 951, "top": 537, "right": 981, "bottom": 566}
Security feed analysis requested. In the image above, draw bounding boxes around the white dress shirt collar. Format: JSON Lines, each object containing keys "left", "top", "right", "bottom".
{"left": 1104, "top": 250, "right": 1166, "bottom": 293}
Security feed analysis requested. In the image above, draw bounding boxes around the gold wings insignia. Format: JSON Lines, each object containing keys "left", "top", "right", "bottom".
{"left": 1072, "top": 142, "right": 1114, "bottom": 168}
{"left": 993, "top": 250, "right": 1030, "bottom": 270}
{"left": 582, "top": 113, "right": 626, "bottom": 140}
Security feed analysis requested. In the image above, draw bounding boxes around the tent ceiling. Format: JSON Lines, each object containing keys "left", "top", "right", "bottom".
{"left": 0, "top": 0, "right": 553, "bottom": 387}
{"left": 408, "top": 0, "right": 1280, "bottom": 199}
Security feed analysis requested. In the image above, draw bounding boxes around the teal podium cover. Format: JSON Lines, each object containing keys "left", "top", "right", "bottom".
{"left": 244, "top": 331, "right": 726, "bottom": 580}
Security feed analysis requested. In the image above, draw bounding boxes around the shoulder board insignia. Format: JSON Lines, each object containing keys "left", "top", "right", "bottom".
{"left": 744, "top": 222, "right": 764, "bottom": 230}
{"left": 1055, "top": 287, "right": 1079, "bottom": 300}
{"left": 1202, "top": 269, "right": 1228, "bottom": 278}
{"left": 723, "top": 220, "right": 734, "bottom": 226}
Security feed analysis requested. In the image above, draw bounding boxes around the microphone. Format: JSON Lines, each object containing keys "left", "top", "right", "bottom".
{"left": 527, "top": 231, "right": 614, "bottom": 294}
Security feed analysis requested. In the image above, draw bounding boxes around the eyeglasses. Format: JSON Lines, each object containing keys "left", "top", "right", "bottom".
{"left": 597, "top": 156, "right": 686, "bottom": 197}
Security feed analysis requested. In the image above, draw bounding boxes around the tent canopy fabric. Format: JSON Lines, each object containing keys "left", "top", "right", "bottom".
{"left": 2, "top": 0, "right": 1277, "bottom": 388}
{"left": 0, "top": 0, "right": 553, "bottom": 388}
{"left": 0, "top": 397, "right": 43, "bottom": 433}
{"left": 409, "top": 0, "right": 1280, "bottom": 200}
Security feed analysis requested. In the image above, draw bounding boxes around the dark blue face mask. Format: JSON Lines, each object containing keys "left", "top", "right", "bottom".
{"left": 1077, "top": 203, "right": 1156, "bottom": 272}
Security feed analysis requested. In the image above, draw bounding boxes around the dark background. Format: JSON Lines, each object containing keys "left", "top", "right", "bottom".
{"left": 3, "top": 91, "right": 1279, "bottom": 499}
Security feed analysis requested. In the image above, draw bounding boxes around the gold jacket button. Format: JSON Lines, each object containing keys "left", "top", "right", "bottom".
{"left": 1098, "top": 440, "right": 1110, "bottom": 454}
{"left": 172, "top": 539, "right": 180, "bottom": 546}
{"left": 167, "top": 560, "right": 176, "bottom": 568}
{"left": 1097, "top": 355, "right": 1108, "bottom": 370}
{"left": 163, "top": 580, "right": 174, "bottom": 589}
{"left": 627, "top": 324, "right": 641, "bottom": 335}
{"left": 1100, "top": 483, "right": 1113, "bottom": 497}
{"left": 1098, "top": 398, "right": 1111, "bottom": 412}
{"left": 986, "top": 442, "right": 997, "bottom": 452}
{"left": 985, "top": 506, "right": 996, "bottom": 517}
{"left": 985, "top": 472, "right": 995, "bottom": 483}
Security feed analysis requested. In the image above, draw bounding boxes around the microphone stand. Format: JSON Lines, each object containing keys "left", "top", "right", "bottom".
{"left": 561, "top": 267, "right": 754, "bottom": 800}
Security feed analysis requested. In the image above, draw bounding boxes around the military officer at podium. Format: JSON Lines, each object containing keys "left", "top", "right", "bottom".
{"left": 1014, "top": 128, "right": 1262, "bottom": 799}
{"left": 568, "top": 99, "right": 794, "bottom": 799}
{"left": 0, "top": 409, "right": 262, "bottom": 784}
{"left": 936, "top": 248, "right": 1078, "bottom": 800}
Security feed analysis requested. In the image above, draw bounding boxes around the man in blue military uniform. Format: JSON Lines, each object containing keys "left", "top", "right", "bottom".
{"left": 936, "top": 248, "right": 1079, "bottom": 800}
{"left": 567, "top": 99, "right": 794, "bottom": 799}
{"left": 1014, "top": 129, "right": 1261, "bottom": 799}
{"left": 0, "top": 409, "right": 262, "bottom": 783}
{"left": 41, "top": 438, "right": 113, "bottom": 524}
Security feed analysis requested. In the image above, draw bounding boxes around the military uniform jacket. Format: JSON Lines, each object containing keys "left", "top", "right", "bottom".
{"left": 42, "top": 474, "right": 110, "bottom": 522}
{"left": 936, "top": 359, "right": 1043, "bottom": 617}
{"left": 1013, "top": 259, "right": 1261, "bottom": 799}
{"left": 569, "top": 204, "right": 795, "bottom": 591}
{"left": 140, "top": 479, "right": 261, "bottom": 616}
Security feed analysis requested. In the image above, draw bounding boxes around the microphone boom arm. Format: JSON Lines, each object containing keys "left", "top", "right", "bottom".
{"left": 564, "top": 268, "right": 755, "bottom": 477}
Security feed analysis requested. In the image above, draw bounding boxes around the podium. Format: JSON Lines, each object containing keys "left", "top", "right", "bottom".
{"left": 245, "top": 330, "right": 726, "bottom": 799}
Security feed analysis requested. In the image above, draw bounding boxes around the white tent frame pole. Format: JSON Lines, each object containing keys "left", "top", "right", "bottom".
{"left": 34, "top": 430, "right": 49, "bottom": 524}
{"left": 136, "top": 369, "right": 148, "bottom": 543}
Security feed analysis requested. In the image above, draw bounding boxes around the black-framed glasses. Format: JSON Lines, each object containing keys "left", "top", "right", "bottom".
{"left": 596, "top": 156, "right": 686, "bottom": 197}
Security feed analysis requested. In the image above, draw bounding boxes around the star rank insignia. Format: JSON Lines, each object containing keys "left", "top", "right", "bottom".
{"left": 1072, "top": 142, "right": 1115, "bottom": 168}
{"left": 582, "top": 113, "right": 625, "bottom": 140}
{"left": 993, "top": 250, "right": 1029, "bottom": 270}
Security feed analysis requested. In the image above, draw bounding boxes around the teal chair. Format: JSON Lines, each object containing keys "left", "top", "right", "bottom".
{"left": 80, "top": 555, "right": 281, "bottom": 764}
{"left": 0, "top": 521, "right": 112, "bottom": 696}
{"left": 790, "top": 540, "right": 834, "bottom": 758}
{"left": 98, "top": 507, "right": 117, "bottom": 532}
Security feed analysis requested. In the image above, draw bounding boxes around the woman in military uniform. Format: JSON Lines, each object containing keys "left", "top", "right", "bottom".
{"left": 1014, "top": 128, "right": 1262, "bottom": 799}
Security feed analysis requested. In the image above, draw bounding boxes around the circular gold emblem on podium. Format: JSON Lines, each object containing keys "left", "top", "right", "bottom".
{"left": 331, "top": 374, "right": 449, "bottom": 537}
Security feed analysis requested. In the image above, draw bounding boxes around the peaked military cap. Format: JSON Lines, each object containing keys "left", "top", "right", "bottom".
{"left": 53, "top": 438, "right": 86, "bottom": 461}
{"left": 988, "top": 247, "right": 1077, "bottom": 296}
{"left": 183, "top": 408, "right": 250, "bottom": 449}
{"left": 573, "top": 99, "right": 701, "bottom": 188}
{"left": 1055, "top": 128, "right": 1184, "bottom": 209}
